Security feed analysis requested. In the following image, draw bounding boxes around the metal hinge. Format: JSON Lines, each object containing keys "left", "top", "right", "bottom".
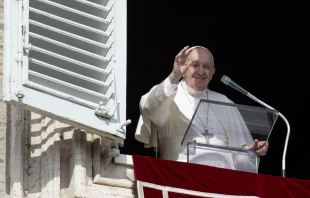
{"left": 13, "top": 24, "right": 30, "bottom": 99}
{"left": 95, "top": 101, "right": 120, "bottom": 118}
{"left": 22, "top": 24, "right": 32, "bottom": 52}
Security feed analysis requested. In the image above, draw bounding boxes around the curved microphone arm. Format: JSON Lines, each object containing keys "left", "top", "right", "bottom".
{"left": 248, "top": 93, "right": 290, "bottom": 177}
{"left": 221, "top": 75, "right": 291, "bottom": 177}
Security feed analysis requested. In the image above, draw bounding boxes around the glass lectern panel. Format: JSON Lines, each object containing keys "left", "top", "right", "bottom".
{"left": 181, "top": 99, "right": 279, "bottom": 173}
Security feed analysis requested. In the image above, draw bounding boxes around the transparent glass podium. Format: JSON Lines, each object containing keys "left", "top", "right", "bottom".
{"left": 181, "top": 99, "right": 279, "bottom": 173}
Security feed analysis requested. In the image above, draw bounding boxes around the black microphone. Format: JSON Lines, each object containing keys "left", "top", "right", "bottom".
{"left": 221, "top": 75, "right": 249, "bottom": 96}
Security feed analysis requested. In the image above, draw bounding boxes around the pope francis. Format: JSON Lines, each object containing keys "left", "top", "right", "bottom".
{"left": 135, "top": 46, "right": 269, "bottom": 173}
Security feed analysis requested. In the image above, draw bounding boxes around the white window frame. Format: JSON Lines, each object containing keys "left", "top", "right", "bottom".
{"left": 3, "top": 0, "right": 128, "bottom": 145}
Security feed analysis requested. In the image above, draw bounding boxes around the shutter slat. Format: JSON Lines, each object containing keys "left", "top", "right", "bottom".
{"left": 31, "top": 46, "right": 110, "bottom": 74}
{"left": 74, "top": 0, "right": 112, "bottom": 11}
{"left": 36, "top": 0, "right": 111, "bottom": 23}
{"left": 29, "top": 58, "right": 111, "bottom": 87}
{"left": 29, "top": 20, "right": 111, "bottom": 49}
{"left": 29, "top": 7, "right": 111, "bottom": 36}
{"left": 24, "top": 81, "right": 97, "bottom": 109}
{"left": 29, "top": 32, "right": 109, "bottom": 62}
{"left": 29, "top": 70, "right": 109, "bottom": 100}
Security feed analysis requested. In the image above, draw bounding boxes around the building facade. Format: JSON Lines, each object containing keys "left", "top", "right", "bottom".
{"left": 0, "top": 0, "right": 137, "bottom": 197}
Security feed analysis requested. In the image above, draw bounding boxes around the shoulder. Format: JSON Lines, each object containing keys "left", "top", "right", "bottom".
{"left": 207, "top": 89, "right": 234, "bottom": 104}
{"left": 140, "top": 81, "right": 165, "bottom": 107}
{"left": 141, "top": 81, "right": 164, "bottom": 98}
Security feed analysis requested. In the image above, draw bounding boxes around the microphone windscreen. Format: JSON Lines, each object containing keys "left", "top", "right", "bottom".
{"left": 221, "top": 75, "right": 231, "bottom": 85}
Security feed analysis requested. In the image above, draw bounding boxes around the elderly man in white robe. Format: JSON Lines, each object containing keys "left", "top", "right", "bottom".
{"left": 135, "top": 46, "right": 269, "bottom": 173}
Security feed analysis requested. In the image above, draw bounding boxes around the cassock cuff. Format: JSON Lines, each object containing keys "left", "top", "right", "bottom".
{"left": 163, "top": 77, "right": 178, "bottom": 96}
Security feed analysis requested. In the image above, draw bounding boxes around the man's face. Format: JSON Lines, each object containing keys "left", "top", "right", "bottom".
{"left": 183, "top": 48, "right": 215, "bottom": 91}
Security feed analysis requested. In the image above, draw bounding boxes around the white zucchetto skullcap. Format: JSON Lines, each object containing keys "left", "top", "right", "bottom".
{"left": 186, "top": 46, "right": 211, "bottom": 53}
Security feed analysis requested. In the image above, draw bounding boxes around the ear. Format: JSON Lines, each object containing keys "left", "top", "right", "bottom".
{"left": 210, "top": 67, "right": 215, "bottom": 80}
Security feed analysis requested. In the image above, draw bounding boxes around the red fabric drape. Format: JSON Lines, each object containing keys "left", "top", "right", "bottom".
{"left": 133, "top": 155, "right": 310, "bottom": 198}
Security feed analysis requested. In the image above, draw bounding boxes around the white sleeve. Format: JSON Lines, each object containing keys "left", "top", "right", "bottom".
{"left": 163, "top": 77, "right": 178, "bottom": 96}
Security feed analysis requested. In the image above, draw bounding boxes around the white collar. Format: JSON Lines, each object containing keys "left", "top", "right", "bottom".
{"left": 181, "top": 80, "right": 207, "bottom": 98}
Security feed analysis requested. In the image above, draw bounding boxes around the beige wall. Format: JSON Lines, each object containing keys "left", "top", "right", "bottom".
{"left": 0, "top": 0, "right": 6, "bottom": 196}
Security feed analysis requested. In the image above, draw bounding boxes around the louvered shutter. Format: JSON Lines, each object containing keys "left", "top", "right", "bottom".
{"left": 3, "top": 0, "right": 128, "bottom": 144}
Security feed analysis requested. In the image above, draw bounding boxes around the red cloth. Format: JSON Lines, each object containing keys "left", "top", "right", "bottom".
{"left": 132, "top": 155, "right": 310, "bottom": 198}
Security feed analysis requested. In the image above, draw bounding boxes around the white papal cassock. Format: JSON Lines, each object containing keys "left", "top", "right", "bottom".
{"left": 135, "top": 78, "right": 257, "bottom": 173}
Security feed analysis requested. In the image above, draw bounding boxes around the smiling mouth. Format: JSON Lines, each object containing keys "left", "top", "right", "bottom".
{"left": 193, "top": 77, "right": 206, "bottom": 80}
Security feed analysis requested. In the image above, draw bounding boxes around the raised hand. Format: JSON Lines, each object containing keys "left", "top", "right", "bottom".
{"left": 169, "top": 46, "right": 193, "bottom": 84}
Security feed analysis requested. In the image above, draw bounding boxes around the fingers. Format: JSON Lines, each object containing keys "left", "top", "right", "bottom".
{"left": 256, "top": 146, "right": 268, "bottom": 156}
{"left": 175, "top": 46, "right": 190, "bottom": 60}
{"left": 258, "top": 141, "right": 268, "bottom": 149}
{"left": 173, "top": 46, "right": 192, "bottom": 77}
{"left": 181, "top": 46, "right": 189, "bottom": 55}
{"left": 180, "top": 63, "right": 190, "bottom": 74}
{"left": 249, "top": 139, "right": 269, "bottom": 156}
{"left": 264, "top": 140, "right": 269, "bottom": 148}
{"left": 256, "top": 141, "right": 269, "bottom": 156}
{"left": 184, "top": 46, "right": 193, "bottom": 56}
{"left": 249, "top": 139, "right": 258, "bottom": 150}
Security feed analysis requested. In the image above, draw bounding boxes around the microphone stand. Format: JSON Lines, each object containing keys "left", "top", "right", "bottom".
{"left": 247, "top": 93, "right": 290, "bottom": 178}
{"left": 221, "top": 75, "right": 290, "bottom": 177}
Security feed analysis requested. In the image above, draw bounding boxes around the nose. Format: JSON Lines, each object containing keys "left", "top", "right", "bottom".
{"left": 197, "top": 66, "right": 205, "bottom": 74}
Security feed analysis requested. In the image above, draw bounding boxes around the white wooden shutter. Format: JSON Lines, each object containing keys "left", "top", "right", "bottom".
{"left": 3, "top": 0, "right": 128, "bottom": 145}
